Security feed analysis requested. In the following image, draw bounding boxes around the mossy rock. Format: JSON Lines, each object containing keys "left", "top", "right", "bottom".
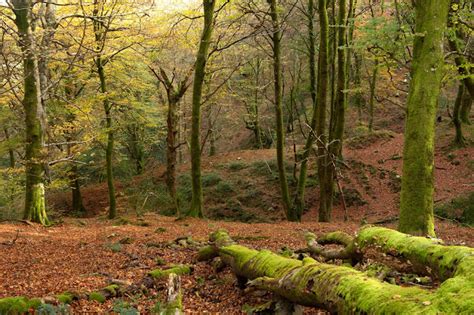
{"left": 56, "top": 292, "right": 75, "bottom": 304}
{"left": 149, "top": 264, "right": 192, "bottom": 279}
{"left": 89, "top": 292, "right": 106, "bottom": 303}
{"left": 104, "top": 284, "right": 120, "bottom": 297}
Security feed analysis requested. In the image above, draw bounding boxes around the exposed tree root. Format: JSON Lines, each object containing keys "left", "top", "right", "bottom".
{"left": 200, "top": 227, "right": 474, "bottom": 314}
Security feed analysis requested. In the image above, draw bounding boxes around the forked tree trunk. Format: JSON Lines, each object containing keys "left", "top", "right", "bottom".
{"left": 12, "top": 0, "right": 49, "bottom": 225}
{"left": 399, "top": 0, "right": 450, "bottom": 237}
{"left": 201, "top": 227, "right": 474, "bottom": 314}
{"left": 188, "top": 0, "right": 216, "bottom": 217}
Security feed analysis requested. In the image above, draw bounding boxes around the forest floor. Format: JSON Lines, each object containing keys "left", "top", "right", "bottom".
{"left": 0, "top": 114, "right": 473, "bottom": 313}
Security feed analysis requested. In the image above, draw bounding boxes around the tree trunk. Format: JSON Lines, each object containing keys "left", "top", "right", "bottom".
{"left": 12, "top": 0, "right": 49, "bottom": 225}
{"left": 3, "top": 128, "right": 15, "bottom": 168}
{"left": 399, "top": 0, "right": 450, "bottom": 237}
{"left": 330, "top": 0, "right": 348, "bottom": 158}
{"left": 167, "top": 98, "right": 179, "bottom": 213}
{"left": 202, "top": 227, "right": 474, "bottom": 314}
{"left": 460, "top": 84, "right": 472, "bottom": 125}
{"left": 268, "top": 0, "right": 294, "bottom": 221}
{"left": 96, "top": 57, "right": 116, "bottom": 219}
{"left": 368, "top": 60, "right": 378, "bottom": 132}
{"left": 316, "top": 0, "right": 331, "bottom": 222}
{"left": 295, "top": 0, "right": 317, "bottom": 221}
{"left": 453, "top": 84, "right": 465, "bottom": 146}
{"left": 448, "top": 0, "right": 474, "bottom": 100}
{"left": 188, "top": 0, "right": 216, "bottom": 218}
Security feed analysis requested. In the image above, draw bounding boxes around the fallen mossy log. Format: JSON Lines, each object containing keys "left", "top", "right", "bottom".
{"left": 306, "top": 226, "right": 474, "bottom": 281}
{"left": 201, "top": 227, "right": 474, "bottom": 314}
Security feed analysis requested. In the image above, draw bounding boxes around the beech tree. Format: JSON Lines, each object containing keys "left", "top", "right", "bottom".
{"left": 188, "top": 0, "right": 217, "bottom": 218}
{"left": 11, "top": 0, "right": 49, "bottom": 225}
{"left": 399, "top": 0, "right": 450, "bottom": 236}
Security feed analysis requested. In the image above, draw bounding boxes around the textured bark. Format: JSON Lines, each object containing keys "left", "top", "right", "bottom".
{"left": 12, "top": 0, "right": 49, "bottom": 225}
{"left": 204, "top": 227, "right": 474, "bottom": 314}
{"left": 399, "top": 0, "right": 450, "bottom": 237}
{"left": 188, "top": 0, "right": 216, "bottom": 217}
{"left": 268, "top": 0, "right": 294, "bottom": 221}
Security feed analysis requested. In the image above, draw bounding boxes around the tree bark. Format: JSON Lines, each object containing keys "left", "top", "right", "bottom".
{"left": 399, "top": 0, "right": 450, "bottom": 237}
{"left": 3, "top": 128, "right": 15, "bottom": 168}
{"left": 188, "top": 0, "right": 216, "bottom": 217}
{"left": 12, "top": 0, "right": 49, "bottom": 225}
{"left": 268, "top": 0, "right": 294, "bottom": 221}
{"left": 316, "top": 0, "right": 331, "bottom": 222}
{"left": 202, "top": 227, "right": 474, "bottom": 314}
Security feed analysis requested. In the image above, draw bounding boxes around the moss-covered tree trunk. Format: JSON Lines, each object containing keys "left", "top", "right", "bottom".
{"left": 295, "top": 0, "right": 317, "bottom": 220}
{"left": 268, "top": 0, "right": 294, "bottom": 221}
{"left": 316, "top": 0, "right": 331, "bottom": 222}
{"left": 399, "top": 0, "right": 450, "bottom": 237}
{"left": 453, "top": 84, "right": 465, "bottom": 146}
{"left": 329, "top": 0, "right": 347, "bottom": 158}
{"left": 202, "top": 227, "right": 474, "bottom": 314}
{"left": 188, "top": 0, "right": 216, "bottom": 218}
{"left": 12, "top": 0, "right": 49, "bottom": 225}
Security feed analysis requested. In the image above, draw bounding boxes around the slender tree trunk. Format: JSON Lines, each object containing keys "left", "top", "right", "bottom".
{"left": 268, "top": 0, "right": 294, "bottom": 221}
{"left": 295, "top": 0, "right": 317, "bottom": 220}
{"left": 253, "top": 59, "right": 263, "bottom": 149}
{"left": 188, "top": 0, "right": 216, "bottom": 217}
{"left": 3, "top": 128, "right": 15, "bottom": 168}
{"left": 448, "top": 0, "right": 474, "bottom": 99}
{"left": 97, "top": 58, "right": 117, "bottom": 219}
{"left": 453, "top": 84, "right": 465, "bottom": 146}
{"left": 330, "top": 0, "right": 348, "bottom": 158}
{"left": 70, "top": 164, "right": 86, "bottom": 214}
{"left": 167, "top": 98, "right": 179, "bottom": 212}
{"left": 12, "top": 0, "right": 49, "bottom": 225}
{"left": 92, "top": 0, "right": 116, "bottom": 219}
{"left": 316, "top": 0, "right": 331, "bottom": 222}
{"left": 368, "top": 60, "right": 378, "bottom": 132}
{"left": 353, "top": 53, "right": 364, "bottom": 122}
{"left": 399, "top": 0, "right": 450, "bottom": 237}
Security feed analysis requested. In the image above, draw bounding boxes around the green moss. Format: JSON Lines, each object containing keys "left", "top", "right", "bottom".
{"left": 0, "top": 297, "right": 41, "bottom": 314}
{"left": 149, "top": 264, "right": 192, "bottom": 279}
{"left": 197, "top": 245, "right": 218, "bottom": 261}
{"left": 89, "top": 292, "right": 106, "bottom": 303}
{"left": 56, "top": 292, "right": 75, "bottom": 304}
{"left": 435, "top": 192, "right": 474, "bottom": 226}
{"left": 211, "top": 228, "right": 474, "bottom": 313}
